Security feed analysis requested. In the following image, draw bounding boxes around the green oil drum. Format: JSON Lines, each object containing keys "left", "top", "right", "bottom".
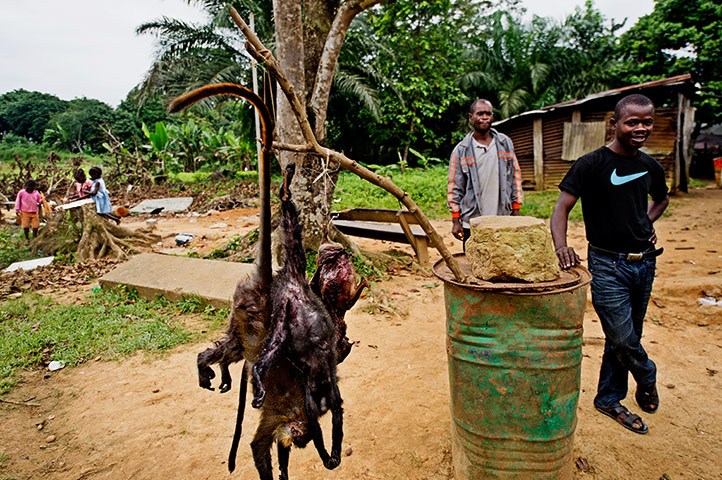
{"left": 433, "top": 256, "right": 591, "bottom": 480}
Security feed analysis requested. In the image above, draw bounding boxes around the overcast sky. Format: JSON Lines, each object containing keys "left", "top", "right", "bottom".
{"left": 0, "top": 0, "right": 655, "bottom": 108}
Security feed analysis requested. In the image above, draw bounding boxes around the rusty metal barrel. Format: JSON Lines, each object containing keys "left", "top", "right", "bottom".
{"left": 433, "top": 254, "right": 591, "bottom": 480}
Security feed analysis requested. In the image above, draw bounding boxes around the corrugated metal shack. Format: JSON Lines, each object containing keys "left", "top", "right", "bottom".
{"left": 494, "top": 74, "right": 696, "bottom": 193}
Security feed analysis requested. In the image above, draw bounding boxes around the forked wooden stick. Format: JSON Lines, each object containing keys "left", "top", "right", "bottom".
{"left": 229, "top": 8, "right": 467, "bottom": 283}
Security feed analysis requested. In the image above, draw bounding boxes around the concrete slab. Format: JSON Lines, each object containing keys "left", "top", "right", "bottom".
{"left": 3, "top": 256, "right": 54, "bottom": 273}
{"left": 99, "top": 252, "right": 255, "bottom": 308}
{"left": 129, "top": 197, "right": 194, "bottom": 214}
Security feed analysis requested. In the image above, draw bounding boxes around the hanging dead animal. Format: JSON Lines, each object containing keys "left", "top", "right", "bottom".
{"left": 196, "top": 163, "right": 368, "bottom": 478}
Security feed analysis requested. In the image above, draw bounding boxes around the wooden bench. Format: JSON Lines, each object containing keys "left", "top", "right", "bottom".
{"left": 331, "top": 208, "right": 430, "bottom": 265}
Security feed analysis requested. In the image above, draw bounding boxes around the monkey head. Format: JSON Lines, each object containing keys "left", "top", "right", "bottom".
{"left": 275, "top": 409, "right": 311, "bottom": 449}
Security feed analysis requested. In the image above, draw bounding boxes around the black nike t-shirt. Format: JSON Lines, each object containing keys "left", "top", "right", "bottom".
{"left": 559, "top": 146, "right": 668, "bottom": 253}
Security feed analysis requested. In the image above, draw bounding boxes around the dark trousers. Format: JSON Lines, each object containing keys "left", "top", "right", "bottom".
{"left": 588, "top": 250, "right": 657, "bottom": 409}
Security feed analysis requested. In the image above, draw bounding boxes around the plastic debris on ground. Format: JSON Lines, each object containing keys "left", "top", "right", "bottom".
{"left": 48, "top": 361, "right": 65, "bottom": 371}
{"left": 698, "top": 297, "right": 721, "bottom": 307}
{"left": 175, "top": 233, "right": 195, "bottom": 246}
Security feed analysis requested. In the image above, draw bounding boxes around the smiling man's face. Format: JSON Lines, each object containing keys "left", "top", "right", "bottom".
{"left": 611, "top": 103, "right": 655, "bottom": 150}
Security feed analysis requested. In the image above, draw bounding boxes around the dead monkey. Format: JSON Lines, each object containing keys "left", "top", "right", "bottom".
{"left": 196, "top": 163, "right": 366, "bottom": 476}
{"left": 311, "top": 242, "right": 369, "bottom": 363}
{"left": 248, "top": 358, "right": 312, "bottom": 480}
{"left": 251, "top": 163, "right": 345, "bottom": 470}
{"left": 197, "top": 275, "right": 267, "bottom": 393}
{"left": 170, "top": 84, "right": 346, "bottom": 479}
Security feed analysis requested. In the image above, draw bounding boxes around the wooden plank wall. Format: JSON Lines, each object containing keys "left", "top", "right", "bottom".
{"left": 499, "top": 107, "right": 678, "bottom": 190}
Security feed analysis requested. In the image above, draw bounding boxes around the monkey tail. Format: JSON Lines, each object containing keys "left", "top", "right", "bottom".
{"left": 228, "top": 361, "right": 249, "bottom": 473}
{"left": 279, "top": 164, "right": 307, "bottom": 277}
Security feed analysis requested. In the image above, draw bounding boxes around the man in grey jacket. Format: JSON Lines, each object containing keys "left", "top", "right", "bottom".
{"left": 447, "top": 99, "right": 524, "bottom": 244}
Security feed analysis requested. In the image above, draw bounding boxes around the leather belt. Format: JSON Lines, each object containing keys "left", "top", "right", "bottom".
{"left": 588, "top": 244, "right": 664, "bottom": 262}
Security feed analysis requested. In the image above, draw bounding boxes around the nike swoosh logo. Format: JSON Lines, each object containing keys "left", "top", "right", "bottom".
{"left": 610, "top": 169, "right": 647, "bottom": 186}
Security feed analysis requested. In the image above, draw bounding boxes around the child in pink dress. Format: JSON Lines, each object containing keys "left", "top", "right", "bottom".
{"left": 15, "top": 178, "right": 43, "bottom": 242}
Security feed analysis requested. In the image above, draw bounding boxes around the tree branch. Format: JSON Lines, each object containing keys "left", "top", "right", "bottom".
{"left": 230, "top": 7, "right": 468, "bottom": 284}
{"left": 310, "top": 0, "right": 386, "bottom": 140}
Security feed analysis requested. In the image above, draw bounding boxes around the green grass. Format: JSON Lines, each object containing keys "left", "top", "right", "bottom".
{"left": 0, "top": 288, "right": 228, "bottom": 395}
{"left": 171, "top": 170, "right": 259, "bottom": 184}
{"left": 688, "top": 177, "right": 711, "bottom": 188}
{"left": 0, "top": 140, "right": 107, "bottom": 166}
{"left": 0, "top": 226, "right": 35, "bottom": 270}
{"left": 333, "top": 165, "right": 450, "bottom": 219}
{"left": 520, "top": 190, "right": 584, "bottom": 221}
{"left": 0, "top": 450, "right": 15, "bottom": 480}
{"left": 332, "top": 166, "right": 582, "bottom": 221}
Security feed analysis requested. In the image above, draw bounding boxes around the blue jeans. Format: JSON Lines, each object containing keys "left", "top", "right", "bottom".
{"left": 588, "top": 250, "right": 657, "bottom": 409}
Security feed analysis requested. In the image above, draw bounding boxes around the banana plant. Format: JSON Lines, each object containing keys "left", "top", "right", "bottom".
{"left": 142, "top": 121, "right": 172, "bottom": 173}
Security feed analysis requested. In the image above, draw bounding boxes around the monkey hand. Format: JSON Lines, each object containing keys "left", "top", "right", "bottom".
{"left": 323, "top": 454, "right": 341, "bottom": 470}
{"left": 251, "top": 389, "right": 266, "bottom": 408}
{"left": 198, "top": 366, "right": 216, "bottom": 390}
{"left": 219, "top": 381, "right": 231, "bottom": 393}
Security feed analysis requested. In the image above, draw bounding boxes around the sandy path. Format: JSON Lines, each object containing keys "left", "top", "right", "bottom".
{"left": 1, "top": 188, "right": 721, "bottom": 479}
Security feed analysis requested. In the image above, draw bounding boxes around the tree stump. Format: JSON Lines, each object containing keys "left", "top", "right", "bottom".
{"left": 33, "top": 204, "right": 160, "bottom": 262}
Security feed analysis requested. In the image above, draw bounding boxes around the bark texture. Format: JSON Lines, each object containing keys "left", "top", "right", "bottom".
{"left": 269, "top": 0, "right": 383, "bottom": 251}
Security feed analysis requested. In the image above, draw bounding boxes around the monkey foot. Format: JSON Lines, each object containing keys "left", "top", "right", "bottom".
{"left": 251, "top": 391, "right": 266, "bottom": 409}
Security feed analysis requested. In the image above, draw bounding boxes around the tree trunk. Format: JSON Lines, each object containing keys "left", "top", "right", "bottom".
{"left": 270, "top": 0, "right": 381, "bottom": 250}
{"left": 76, "top": 205, "right": 160, "bottom": 262}
{"left": 33, "top": 205, "right": 160, "bottom": 263}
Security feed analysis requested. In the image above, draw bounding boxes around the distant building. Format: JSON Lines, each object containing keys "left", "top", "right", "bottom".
{"left": 692, "top": 123, "right": 722, "bottom": 179}
{"left": 494, "top": 74, "right": 695, "bottom": 193}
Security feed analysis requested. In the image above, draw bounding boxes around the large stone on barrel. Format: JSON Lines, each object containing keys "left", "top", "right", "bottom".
{"left": 466, "top": 216, "right": 561, "bottom": 282}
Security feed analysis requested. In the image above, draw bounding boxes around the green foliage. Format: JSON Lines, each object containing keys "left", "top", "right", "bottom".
{"left": 0, "top": 134, "right": 53, "bottom": 163}
{"left": 0, "top": 90, "right": 67, "bottom": 142}
{"left": 306, "top": 249, "right": 318, "bottom": 278}
{"left": 173, "top": 171, "right": 211, "bottom": 183}
{"left": 618, "top": 0, "right": 722, "bottom": 124}
{"left": 44, "top": 98, "right": 115, "bottom": 153}
{"left": 207, "top": 228, "right": 257, "bottom": 259}
{"left": 0, "top": 226, "right": 35, "bottom": 270}
{"left": 458, "top": 2, "right": 623, "bottom": 120}
{"left": 112, "top": 94, "right": 171, "bottom": 147}
{"left": 407, "top": 147, "right": 443, "bottom": 170}
{"left": 0, "top": 288, "right": 227, "bottom": 395}
{"left": 358, "top": 0, "right": 470, "bottom": 162}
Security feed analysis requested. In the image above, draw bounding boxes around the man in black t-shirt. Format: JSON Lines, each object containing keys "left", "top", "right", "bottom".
{"left": 550, "top": 94, "right": 669, "bottom": 435}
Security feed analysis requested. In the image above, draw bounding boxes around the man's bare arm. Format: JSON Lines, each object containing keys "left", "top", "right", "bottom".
{"left": 550, "top": 191, "right": 581, "bottom": 269}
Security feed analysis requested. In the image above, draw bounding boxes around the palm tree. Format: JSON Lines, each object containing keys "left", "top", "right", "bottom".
{"left": 457, "top": 11, "right": 561, "bottom": 118}
{"left": 135, "top": 1, "right": 273, "bottom": 105}
{"left": 138, "top": 0, "right": 388, "bottom": 248}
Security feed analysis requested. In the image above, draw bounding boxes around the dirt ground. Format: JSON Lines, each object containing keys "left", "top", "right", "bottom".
{"left": 1, "top": 187, "right": 721, "bottom": 480}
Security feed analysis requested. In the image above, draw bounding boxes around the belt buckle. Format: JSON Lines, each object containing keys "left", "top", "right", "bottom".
{"left": 626, "top": 253, "right": 643, "bottom": 261}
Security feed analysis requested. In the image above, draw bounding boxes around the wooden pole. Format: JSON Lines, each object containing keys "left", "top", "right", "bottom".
{"left": 533, "top": 118, "right": 544, "bottom": 191}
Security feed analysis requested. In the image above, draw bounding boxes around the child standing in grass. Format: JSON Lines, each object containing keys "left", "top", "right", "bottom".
{"left": 88, "top": 166, "right": 120, "bottom": 224}
{"left": 15, "top": 178, "right": 43, "bottom": 242}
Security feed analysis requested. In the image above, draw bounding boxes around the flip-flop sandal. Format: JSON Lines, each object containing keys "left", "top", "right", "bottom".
{"left": 596, "top": 404, "right": 648, "bottom": 435}
{"left": 636, "top": 384, "right": 659, "bottom": 413}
